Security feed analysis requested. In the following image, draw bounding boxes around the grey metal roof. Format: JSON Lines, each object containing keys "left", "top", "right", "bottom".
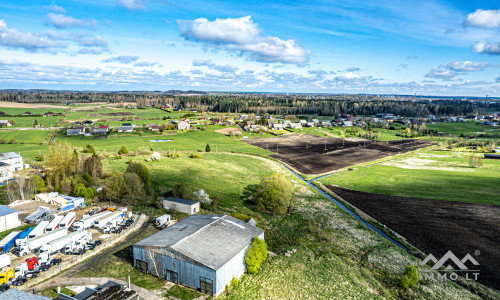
{"left": 164, "top": 196, "right": 199, "bottom": 206}
{"left": 0, "top": 152, "right": 21, "bottom": 160}
{"left": 0, "top": 205, "right": 18, "bottom": 217}
{"left": 0, "top": 288, "right": 51, "bottom": 300}
{"left": 134, "top": 215, "right": 263, "bottom": 270}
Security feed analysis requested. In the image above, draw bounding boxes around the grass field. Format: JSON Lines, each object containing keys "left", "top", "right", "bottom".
{"left": 319, "top": 149, "right": 500, "bottom": 206}
{"left": 428, "top": 122, "right": 500, "bottom": 137}
{"left": 8, "top": 116, "right": 63, "bottom": 127}
{"left": 0, "top": 107, "right": 66, "bottom": 115}
{"left": 84, "top": 153, "right": 491, "bottom": 299}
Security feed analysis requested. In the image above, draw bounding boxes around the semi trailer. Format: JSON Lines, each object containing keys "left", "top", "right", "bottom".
{"left": 0, "top": 231, "right": 22, "bottom": 254}
{"left": 39, "top": 230, "right": 90, "bottom": 254}
{"left": 16, "top": 228, "right": 68, "bottom": 256}
{"left": 28, "top": 221, "right": 49, "bottom": 239}
{"left": 44, "top": 215, "right": 64, "bottom": 233}
{"left": 73, "top": 210, "right": 112, "bottom": 231}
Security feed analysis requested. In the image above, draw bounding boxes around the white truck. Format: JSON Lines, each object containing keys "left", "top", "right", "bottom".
{"left": 16, "top": 228, "right": 68, "bottom": 256}
{"left": 58, "top": 212, "right": 76, "bottom": 229}
{"left": 92, "top": 211, "right": 124, "bottom": 229}
{"left": 44, "top": 215, "right": 64, "bottom": 233}
{"left": 103, "top": 218, "right": 121, "bottom": 234}
{"left": 64, "top": 233, "right": 92, "bottom": 255}
{"left": 73, "top": 211, "right": 112, "bottom": 231}
{"left": 28, "top": 221, "right": 49, "bottom": 239}
{"left": 155, "top": 214, "right": 171, "bottom": 228}
{"left": 0, "top": 254, "right": 10, "bottom": 270}
{"left": 39, "top": 230, "right": 90, "bottom": 254}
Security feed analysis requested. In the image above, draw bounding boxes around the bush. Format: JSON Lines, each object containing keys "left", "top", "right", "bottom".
{"left": 205, "top": 143, "right": 211, "bottom": 152}
{"left": 172, "top": 183, "right": 192, "bottom": 199}
{"left": 230, "top": 276, "right": 239, "bottom": 288}
{"left": 245, "top": 237, "right": 267, "bottom": 274}
{"left": 31, "top": 175, "right": 45, "bottom": 193}
{"left": 83, "top": 144, "right": 96, "bottom": 154}
{"left": 189, "top": 153, "right": 202, "bottom": 159}
{"left": 126, "top": 161, "right": 151, "bottom": 194}
{"left": 118, "top": 145, "right": 129, "bottom": 155}
{"left": 400, "top": 265, "right": 419, "bottom": 289}
{"left": 256, "top": 173, "right": 293, "bottom": 215}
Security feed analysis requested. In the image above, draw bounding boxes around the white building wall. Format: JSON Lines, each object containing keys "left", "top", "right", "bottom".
{"left": 0, "top": 213, "right": 21, "bottom": 232}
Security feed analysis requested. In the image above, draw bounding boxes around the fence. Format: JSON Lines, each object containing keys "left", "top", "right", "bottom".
{"left": 19, "top": 215, "right": 143, "bottom": 290}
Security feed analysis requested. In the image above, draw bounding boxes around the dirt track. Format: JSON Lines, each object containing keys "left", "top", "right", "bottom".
{"left": 326, "top": 185, "right": 500, "bottom": 291}
{"left": 244, "top": 134, "right": 434, "bottom": 174}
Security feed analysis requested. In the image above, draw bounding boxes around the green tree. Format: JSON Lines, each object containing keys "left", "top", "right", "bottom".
{"left": 118, "top": 145, "right": 129, "bottom": 155}
{"left": 172, "top": 183, "right": 192, "bottom": 199}
{"left": 256, "top": 173, "right": 293, "bottom": 215}
{"left": 84, "top": 154, "right": 103, "bottom": 178}
{"left": 73, "top": 183, "right": 96, "bottom": 200}
{"left": 31, "top": 175, "right": 45, "bottom": 193}
{"left": 205, "top": 143, "right": 211, "bottom": 152}
{"left": 126, "top": 161, "right": 151, "bottom": 194}
{"left": 400, "top": 265, "right": 419, "bottom": 289}
{"left": 83, "top": 144, "right": 96, "bottom": 154}
{"left": 105, "top": 173, "right": 126, "bottom": 201}
{"left": 123, "top": 172, "right": 146, "bottom": 206}
{"left": 245, "top": 237, "right": 267, "bottom": 274}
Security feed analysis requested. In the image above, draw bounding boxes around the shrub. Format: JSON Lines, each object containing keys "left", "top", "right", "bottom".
{"left": 31, "top": 175, "right": 45, "bottom": 193}
{"left": 205, "top": 143, "right": 211, "bottom": 152}
{"left": 172, "top": 183, "right": 192, "bottom": 199}
{"left": 83, "top": 144, "right": 95, "bottom": 154}
{"left": 245, "top": 237, "right": 267, "bottom": 274}
{"left": 400, "top": 265, "right": 419, "bottom": 289}
{"left": 256, "top": 173, "right": 293, "bottom": 215}
{"left": 0, "top": 139, "right": 5, "bottom": 144}
{"left": 8, "top": 139, "right": 15, "bottom": 144}
{"left": 189, "top": 153, "right": 202, "bottom": 159}
{"left": 118, "top": 145, "right": 129, "bottom": 155}
{"left": 230, "top": 276, "right": 239, "bottom": 288}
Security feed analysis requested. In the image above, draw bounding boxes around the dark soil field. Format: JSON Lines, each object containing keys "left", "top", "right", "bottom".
{"left": 244, "top": 134, "right": 434, "bottom": 174}
{"left": 88, "top": 112, "right": 135, "bottom": 117}
{"left": 326, "top": 185, "right": 500, "bottom": 290}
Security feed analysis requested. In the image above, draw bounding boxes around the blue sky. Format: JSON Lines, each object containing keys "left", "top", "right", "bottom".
{"left": 0, "top": 0, "right": 499, "bottom": 96}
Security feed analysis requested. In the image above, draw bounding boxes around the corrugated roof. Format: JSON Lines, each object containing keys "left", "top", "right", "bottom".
{"left": 0, "top": 205, "right": 18, "bottom": 217}
{"left": 0, "top": 288, "right": 51, "bottom": 299}
{"left": 134, "top": 215, "right": 263, "bottom": 270}
{"left": 0, "top": 152, "right": 21, "bottom": 160}
{"left": 164, "top": 196, "right": 199, "bottom": 206}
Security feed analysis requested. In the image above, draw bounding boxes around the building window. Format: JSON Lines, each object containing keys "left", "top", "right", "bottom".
{"left": 200, "top": 277, "right": 213, "bottom": 296}
{"left": 165, "top": 269, "right": 178, "bottom": 283}
{"left": 136, "top": 259, "right": 148, "bottom": 273}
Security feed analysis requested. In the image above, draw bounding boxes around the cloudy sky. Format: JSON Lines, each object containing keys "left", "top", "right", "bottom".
{"left": 0, "top": 0, "right": 499, "bottom": 96}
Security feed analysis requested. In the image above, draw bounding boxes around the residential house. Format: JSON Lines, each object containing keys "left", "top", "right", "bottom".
{"left": 150, "top": 125, "right": 162, "bottom": 131}
{"left": 306, "top": 121, "right": 315, "bottom": 127}
{"left": 132, "top": 215, "right": 264, "bottom": 296}
{"left": 22, "top": 112, "right": 32, "bottom": 116}
{"left": 44, "top": 112, "right": 54, "bottom": 116}
{"left": 342, "top": 120, "right": 353, "bottom": 127}
{"left": 0, "top": 120, "right": 12, "bottom": 127}
{"left": 0, "top": 152, "right": 23, "bottom": 174}
{"left": 89, "top": 126, "right": 108, "bottom": 135}
{"left": 118, "top": 124, "right": 134, "bottom": 132}
{"left": 290, "top": 123, "right": 302, "bottom": 129}
{"left": 177, "top": 121, "right": 191, "bottom": 130}
{"left": 321, "top": 121, "right": 332, "bottom": 127}
{"left": 67, "top": 127, "right": 85, "bottom": 136}
{"left": 83, "top": 120, "right": 93, "bottom": 126}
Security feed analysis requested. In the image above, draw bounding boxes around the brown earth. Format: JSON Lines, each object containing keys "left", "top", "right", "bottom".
{"left": 215, "top": 127, "right": 243, "bottom": 135}
{"left": 244, "top": 133, "right": 434, "bottom": 174}
{"left": 326, "top": 185, "right": 500, "bottom": 291}
{"left": 9, "top": 201, "right": 61, "bottom": 220}
{"left": 88, "top": 112, "right": 135, "bottom": 117}
{"left": 0, "top": 101, "right": 65, "bottom": 109}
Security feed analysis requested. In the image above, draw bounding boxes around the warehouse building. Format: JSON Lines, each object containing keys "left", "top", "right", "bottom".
{"left": 0, "top": 205, "right": 21, "bottom": 232}
{"left": 133, "top": 215, "right": 264, "bottom": 296}
{"left": 163, "top": 197, "right": 200, "bottom": 215}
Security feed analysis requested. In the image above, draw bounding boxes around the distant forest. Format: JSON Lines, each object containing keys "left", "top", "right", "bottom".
{"left": 1, "top": 90, "right": 498, "bottom": 117}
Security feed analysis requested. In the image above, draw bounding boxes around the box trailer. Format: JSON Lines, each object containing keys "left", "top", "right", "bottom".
{"left": 39, "top": 230, "right": 90, "bottom": 254}
{"left": 15, "top": 227, "right": 34, "bottom": 246}
{"left": 73, "top": 210, "right": 112, "bottom": 231}
{"left": 0, "top": 231, "right": 22, "bottom": 254}
{"left": 155, "top": 214, "right": 171, "bottom": 228}
{"left": 16, "top": 228, "right": 67, "bottom": 256}
{"left": 44, "top": 215, "right": 64, "bottom": 233}
{"left": 0, "top": 254, "right": 10, "bottom": 270}
{"left": 28, "top": 221, "right": 49, "bottom": 239}
{"left": 93, "top": 211, "right": 124, "bottom": 229}
{"left": 58, "top": 212, "right": 76, "bottom": 229}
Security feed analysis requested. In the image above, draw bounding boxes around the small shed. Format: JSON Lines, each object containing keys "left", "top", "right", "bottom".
{"left": 0, "top": 205, "right": 21, "bottom": 232}
{"left": 133, "top": 215, "right": 264, "bottom": 296}
{"left": 163, "top": 197, "right": 199, "bottom": 215}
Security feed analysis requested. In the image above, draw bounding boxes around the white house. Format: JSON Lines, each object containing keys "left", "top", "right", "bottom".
{"left": 0, "top": 152, "right": 23, "bottom": 174}
{"left": 177, "top": 121, "right": 191, "bottom": 130}
{"left": 0, "top": 120, "right": 12, "bottom": 127}
{"left": 290, "top": 123, "right": 302, "bottom": 129}
{"left": 0, "top": 162, "right": 13, "bottom": 182}
{"left": 163, "top": 197, "right": 200, "bottom": 215}
{"left": 0, "top": 205, "right": 21, "bottom": 232}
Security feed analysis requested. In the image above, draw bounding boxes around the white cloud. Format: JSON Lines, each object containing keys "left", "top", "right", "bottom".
{"left": 442, "top": 61, "right": 491, "bottom": 72}
{"left": 0, "top": 20, "right": 63, "bottom": 52}
{"left": 134, "top": 61, "right": 162, "bottom": 67}
{"left": 425, "top": 67, "right": 461, "bottom": 81}
{"left": 47, "top": 4, "right": 67, "bottom": 14}
{"left": 464, "top": 9, "right": 500, "bottom": 29}
{"left": 47, "top": 13, "right": 98, "bottom": 29}
{"left": 118, "top": 0, "right": 145, "bottom": 10}
{"left": 178, "top": 16, "right": 310, "bottom": 65}
{"left": 472, "top": 40, "right": 500, "bottom": 55}
{"left": 192, "top": 59, "right": 238, "bottom": 73}
{"left": 102, "top": 56, "right": 140, "bottom": 64}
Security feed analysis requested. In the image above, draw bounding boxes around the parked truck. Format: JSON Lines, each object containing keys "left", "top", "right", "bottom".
{"left": 14, "top": 228, "right": 34, "bottom": 247}
{"left": 64, "top": 232, "right": 92, "bottom": 255}
{"left": 39, "top": 230, "right": 90, "bottom": 254}
{"left": 73, "top": 211, "right": 112, "bottom": 231}
{"left": 28, "top": 221, "right": 49, "bottom": 239}
{"left": 16, "top": 228, "right": 68, "bottom": 256}
{"left": 0, "top": 231, "right": 22, "bottom": 254}
{"left": 57, "top": 212, "right": 76, "bottom": 229}
{"left": 44, "top": 215, "right": 64, "bottom": 233}
{"left": 0, "top": 268, "right": 14, "bottom": 291}
{"left": 155, "top": 214, "right": 171, "bottom": 229}
{"left": 93, "top": 211, "right": 124, "bottom": 229}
